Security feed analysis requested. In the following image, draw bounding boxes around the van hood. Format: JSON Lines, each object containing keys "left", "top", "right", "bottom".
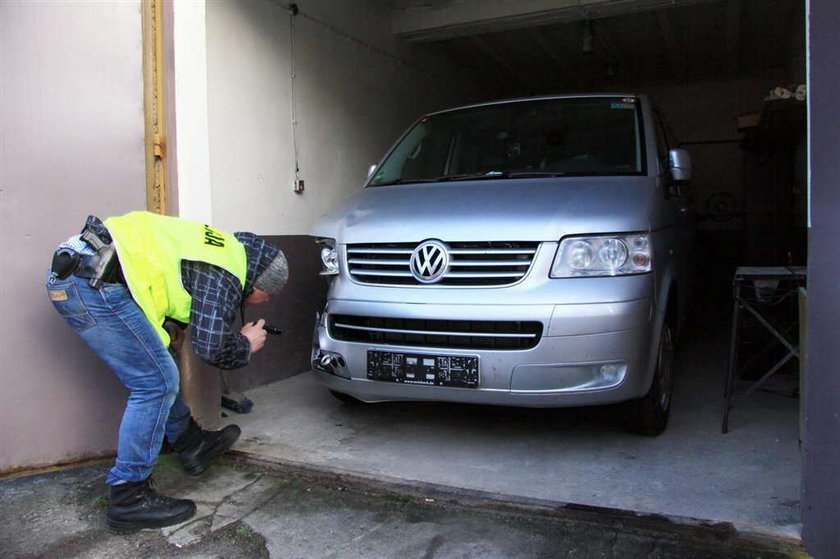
{"left": 313, "top": 178, "right": 657, "bottom": 243}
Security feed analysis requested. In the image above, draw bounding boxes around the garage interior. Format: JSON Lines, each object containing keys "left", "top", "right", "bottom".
{"left": 2, "top": 0, "right": 834, "bottom": 554}
{"left": 197, "top": 0, "right": 809, "bottom": 540}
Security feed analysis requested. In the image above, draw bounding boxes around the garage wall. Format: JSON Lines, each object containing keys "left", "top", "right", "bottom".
{"left": 205, "top": 0, "right": 474, "bottom": 235}
{"left": 649, "top": 76, "right": 772, "bottom": 218}
{"left": 202, "top": 0, "right": 480, "bottom": 390}
{"left": 645, "top": 74, "right": 806, "bottom": 280}
{"left": 650, "top": 77, "right": 773, "bottom": 208}
{"left": 0, "top": 1, "right": 146, "bottom": 473}
{"left": 804, "top": 0, "right": 840, "bottom": 553}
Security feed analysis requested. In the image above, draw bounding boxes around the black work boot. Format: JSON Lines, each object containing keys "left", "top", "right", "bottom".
{"left": 107, "top": 477, "right": 196, "bottom": 534}
{"left": 172, "top": 418, "right": 241, "bottom": 476}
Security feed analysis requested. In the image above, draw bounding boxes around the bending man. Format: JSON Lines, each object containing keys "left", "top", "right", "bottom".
{"left": 46, "top": 211, "right": 288, "bottom": 533}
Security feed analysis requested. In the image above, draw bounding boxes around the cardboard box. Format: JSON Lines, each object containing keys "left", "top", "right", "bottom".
{"left": 737, "top": 112, "right": 761, "bottom": 130}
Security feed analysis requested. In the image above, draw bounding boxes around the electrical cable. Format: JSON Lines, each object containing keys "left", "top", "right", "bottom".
{"left": 289, "top": 4, "right": 302, "bottom": 192}
{"left": 268, "top": 0, "right": 457, "bottom": 86}
{"left": 267, "top": 0, "right": 465, "bottom": 193}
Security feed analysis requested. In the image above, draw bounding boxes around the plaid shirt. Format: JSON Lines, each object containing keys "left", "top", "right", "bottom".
{"left": 64, "top": 227, "right": 262, "bottom": 369}
{"left": 180, "top": 260, "right": 251, "bottom": 370}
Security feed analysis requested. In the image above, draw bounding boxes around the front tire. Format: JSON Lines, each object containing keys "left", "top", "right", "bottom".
{"left": 625, "top": 320, "right": 674, "bottom": 436}
{"left": 329, "top": 389, "right": 365, "bottom": 406}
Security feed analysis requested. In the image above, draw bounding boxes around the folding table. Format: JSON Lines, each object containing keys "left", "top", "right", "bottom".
{"left": 721, "top": 266, "right": 807, "bottom": 434}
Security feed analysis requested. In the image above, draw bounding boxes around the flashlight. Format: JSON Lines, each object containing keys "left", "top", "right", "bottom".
{"left": 264, "top": 324, "right": 283, "bottom": 336}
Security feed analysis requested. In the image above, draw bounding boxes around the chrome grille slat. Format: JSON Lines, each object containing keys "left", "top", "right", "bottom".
{"left": 448, "top": 261, "right": 530, "bottom": 267}
{"left": 352, "top": 270, "right": 414, "bottom": 277}
{"left": 449, "top": 249, "right": 537, "bottom": 255}
{"left": 347, "top": 241, "right": 539, "bottom": 286}
{"left": 445, "top": 272, "right": 525, "bottom": 278}
{"left": 348, "top": 258, "right": 409, "bottom": 266}
{"left": 347, "top": 248, "right": 414, "bottom": 254}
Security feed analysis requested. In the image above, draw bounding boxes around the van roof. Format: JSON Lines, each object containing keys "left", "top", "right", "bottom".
{"left": 425, "top": 93, "right": 647, "bottom": 117}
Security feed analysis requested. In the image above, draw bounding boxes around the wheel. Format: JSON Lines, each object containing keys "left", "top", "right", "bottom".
{"left": 625, "top": 320, "right": 675, "bottom": 436}
{"left": 329, "top": 389, "right": 365, "bottom": 406}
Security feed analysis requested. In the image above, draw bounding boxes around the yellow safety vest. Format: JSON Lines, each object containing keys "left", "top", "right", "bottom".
{"left": 104, "top": 211, "right": 247, "bottom": 346}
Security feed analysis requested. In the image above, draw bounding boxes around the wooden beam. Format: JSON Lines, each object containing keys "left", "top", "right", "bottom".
{"left": 725, "top": 0, "right": 741, "bottom": 77}
{"left": 592, "top": 19, "right": 635, "bottom": 86}
{"left": 141, "top": 0, "right": 168, "bottom": 214}
{"left": 657, "top": 9, "right": 685, "bottom": 81}
{"left": 444, "top": 38, "right": 504, "bottom": 93}
{"left": 532, "top": 28, "right": 576, "bottom": 90}
{"left": 469, "top": 34, "right": 532, "bottom": 89}
{"left": 394, "top": 0, "right": 720, "bottom": 42}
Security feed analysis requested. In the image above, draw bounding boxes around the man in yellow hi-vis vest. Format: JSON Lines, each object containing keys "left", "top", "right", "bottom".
{"left": 46, "top": 212, "right": 288, "bottom": 534}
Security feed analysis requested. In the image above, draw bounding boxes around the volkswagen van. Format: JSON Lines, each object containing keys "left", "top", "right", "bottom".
{"left": 310, "top": 94, "right": 692, "bottom": 435}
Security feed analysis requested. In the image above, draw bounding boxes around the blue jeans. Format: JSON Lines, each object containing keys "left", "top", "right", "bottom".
{"left": 46, "top": 272, "right": 191, "bottom": 485}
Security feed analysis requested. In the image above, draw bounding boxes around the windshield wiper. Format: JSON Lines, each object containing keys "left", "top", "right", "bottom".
{"left": 370, "top": 178, "right": 438, "bottom": 187}
{"left": 505, "top": 171, "right": 567, "bottom": 178}
{"left": 376, "top": 170, "right": 570, "bottom": 186}
{"left": 434, "top": 171, "right": 511, "bottom": 182}
{"left": 435, "top": 170, "right": 567, "bottom": 182}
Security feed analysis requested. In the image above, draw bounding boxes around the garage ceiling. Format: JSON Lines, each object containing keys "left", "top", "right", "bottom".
{"left": 382, "top": 0, "right": 803, "bottom": 94}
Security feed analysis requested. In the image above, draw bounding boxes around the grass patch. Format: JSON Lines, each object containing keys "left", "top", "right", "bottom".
{"left": 235, "top": 523, "right": 256, "bottom": 539}
{"left": 92, "top": 494, "right": 109, "bottom": 507}
{"left": 379, "top": 492, "right": 413, "bottom": 506}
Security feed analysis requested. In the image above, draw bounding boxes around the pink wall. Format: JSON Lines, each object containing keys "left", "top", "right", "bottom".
{"left": 0, "top": 1, "right": 147, "bottom": 472}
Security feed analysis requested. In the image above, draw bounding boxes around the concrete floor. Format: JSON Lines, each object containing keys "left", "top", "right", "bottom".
{"left": 0, "top": 458, "right": 804, "bottom": 558}
{"left": 230, "top": 316, "right": 802, "bottom": 540}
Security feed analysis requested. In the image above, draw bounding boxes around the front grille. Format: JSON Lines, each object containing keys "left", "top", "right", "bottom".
{"left": 329, "top": 314, "right": 542, "bottom": 350}
{"left": 347, "top": 241, "right": 539, "bottom": 286}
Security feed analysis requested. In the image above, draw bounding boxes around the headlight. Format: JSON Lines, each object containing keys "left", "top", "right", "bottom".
{"left": 551, "top": 233, "right": 651, "bottom": 278}
{"left": 316, "top": 238, "right": 339, "bottom": 276}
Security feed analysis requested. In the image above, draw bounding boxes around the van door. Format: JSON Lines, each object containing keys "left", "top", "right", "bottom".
{"left": 653, "top": 109, "right": 694, "bottom": 331}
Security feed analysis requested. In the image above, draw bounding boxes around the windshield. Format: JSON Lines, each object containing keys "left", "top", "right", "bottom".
{"left": 368, "top": 97, "right": 644, "bottom": 187}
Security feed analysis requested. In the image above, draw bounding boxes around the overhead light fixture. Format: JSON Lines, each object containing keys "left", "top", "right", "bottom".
{"left": 581, "top": 21, "right": 594, "bottom": 54}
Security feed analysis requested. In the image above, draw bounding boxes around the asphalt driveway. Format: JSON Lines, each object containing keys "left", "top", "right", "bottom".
{"left": 0, "top": 457, "right": 805, "bottom": 558}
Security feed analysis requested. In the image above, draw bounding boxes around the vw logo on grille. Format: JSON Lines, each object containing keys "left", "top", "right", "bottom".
{"left": 410, "top": 240, "right": 450, "bottom": 284}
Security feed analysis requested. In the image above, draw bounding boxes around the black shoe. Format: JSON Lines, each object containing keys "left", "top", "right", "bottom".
{"left": 107, "top": 477, "right": 196, "bottom": 534}
{"left": 172, "top": 418, "right": 241, "bottom": 476}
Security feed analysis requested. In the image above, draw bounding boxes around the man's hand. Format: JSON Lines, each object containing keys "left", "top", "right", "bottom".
{"left": 241, "top": 318, "right": 268, "bottom": 354}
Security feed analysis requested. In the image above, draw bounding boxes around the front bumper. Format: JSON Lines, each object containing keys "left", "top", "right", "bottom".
{"left": 312, "top": 297, "right": 656, "bottom": 408}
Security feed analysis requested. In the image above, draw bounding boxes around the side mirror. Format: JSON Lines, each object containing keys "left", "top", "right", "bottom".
{"left": 368, "top": 164, "right": 377, "bottom": 178}
{"left": 669, "top": 148, "right": 692, "bottom": 182}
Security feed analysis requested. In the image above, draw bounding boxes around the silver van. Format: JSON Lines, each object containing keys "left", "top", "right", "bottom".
{"left": 311, "top": 94, "right": 692, "bottom": 435}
